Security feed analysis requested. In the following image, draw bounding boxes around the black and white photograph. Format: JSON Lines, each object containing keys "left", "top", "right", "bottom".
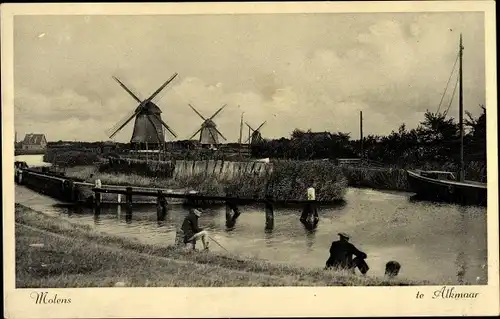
{"left": 3, "top": 1, "right": 498, "bottom": 318}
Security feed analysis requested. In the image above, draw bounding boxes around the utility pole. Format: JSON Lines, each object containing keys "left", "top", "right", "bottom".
{"left": 360, "top": 111, "right": 364, "bottom": 159}
{"left": 239, "top": 111, "right": 244, "bottom": 159}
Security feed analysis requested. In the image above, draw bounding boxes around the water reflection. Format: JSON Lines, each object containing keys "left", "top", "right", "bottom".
{"left": 456, "top": 205, "right": 468, "bottom": 284}
{"left": 305, "top": 229, "right": 316, "bottom": 251}
{"left": 15, "top": 183, "right": 488, "bottom": 284}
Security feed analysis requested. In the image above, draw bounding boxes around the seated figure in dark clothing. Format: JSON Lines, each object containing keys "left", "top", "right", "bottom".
{"left": 181, "top": 208, "right": 209, "bottom": 250}
{"left": 325, "top": 232, "right": 369, "bottom": 274}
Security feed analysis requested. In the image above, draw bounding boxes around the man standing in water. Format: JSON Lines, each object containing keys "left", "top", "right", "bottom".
{"left": 181, "top": 208, "right": 209, "bottom": 251}
{"left": 325, "top": 232, "right": 368, "bottom": 274}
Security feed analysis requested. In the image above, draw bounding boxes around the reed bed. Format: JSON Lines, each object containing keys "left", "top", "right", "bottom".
{"left": 342, "top": 167, "right": 410, "bottom": 191}
{"left": 98, "top": 158, "right": 175, "bottom": 178}
{"left": 416, "top": 161, "right": 487, "bottom": 182}
{"left": 65, "top": 159, "right": 348, "bottom": 201}
{"left": 43, "top": 149, "right": 100, "bottom": 167}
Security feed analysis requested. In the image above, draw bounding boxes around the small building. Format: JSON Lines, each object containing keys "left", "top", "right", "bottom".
{"left": 21, "top": 133, "right": 47, "bottom": 151}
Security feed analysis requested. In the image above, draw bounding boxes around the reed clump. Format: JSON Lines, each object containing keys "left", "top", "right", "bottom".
{"left": 168, "top": 160, "right": 347, "bottom": 201}
{"left": 416, "top": 161, "right": 486, "bottom": 182}
{"left": 342, "top": 167, "right": 410, "bottom": 191}
{"left": 266, "top": 160, "right": 347, "bottom": 201}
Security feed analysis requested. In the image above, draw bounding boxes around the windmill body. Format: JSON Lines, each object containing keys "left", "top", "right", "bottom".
{"left": 130, "top": 102, "right": 165, "bottom": 145}
{"left": 199, "top": 119, "right": 220, "bottom": 145}
{"left": 250, "top": 130, "right": 263, "bottom": 144}
{"left": 246, "top": 121, "right": 267, "bottom": 145}
{"left": 187, "top": 103, "right": 228, "bottom": 147}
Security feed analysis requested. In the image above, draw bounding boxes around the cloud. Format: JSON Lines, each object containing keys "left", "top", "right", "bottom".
{"left": 14, "top": 13, "right": 485, "bottom": 142}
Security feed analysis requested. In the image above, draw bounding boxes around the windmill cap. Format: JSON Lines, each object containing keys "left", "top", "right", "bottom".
{"left": 338, "top": 232, "right": 350, "bottom": 239}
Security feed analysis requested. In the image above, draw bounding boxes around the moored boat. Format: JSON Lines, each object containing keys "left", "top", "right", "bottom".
{"left": 406, "top": 170, "right": 487, "bottom": 206}
{"left": 406, "top": 34, "right": 487, "bottom": 207}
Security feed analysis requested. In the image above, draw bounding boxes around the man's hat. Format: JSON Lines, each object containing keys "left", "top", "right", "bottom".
{"left": 338, "top": 232, "right": 350, "bottom": 239}
{"left": 193, "top": 208, "right": 203, "bottom": 217}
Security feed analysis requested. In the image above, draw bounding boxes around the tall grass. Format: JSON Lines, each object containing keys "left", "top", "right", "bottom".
{"left": 266, "top": 160, "right": 347, "bottom": 201}
{"left": 65, "top": 159, "right": 348, "bottom": 201}
{"left": 342, "top": 161, "right": 486, "bottom": 192}
{"left": 414, "top": 160, "right": 487, "bottom": 182}
{"left": 342, "top": 167, "right": 410, "bottom": 191}
{"left": 43, "top": 149, "right": 100, "bottom": 167}
{"left": 98, "top": 158, "right": 175, "bottom": 178}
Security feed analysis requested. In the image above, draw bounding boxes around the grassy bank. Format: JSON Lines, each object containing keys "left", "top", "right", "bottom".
{"left": 15, "top": 204, "right": 422, "bottom": 287}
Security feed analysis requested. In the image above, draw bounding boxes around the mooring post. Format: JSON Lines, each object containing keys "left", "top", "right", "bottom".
{"left": 265, "top": 195, "right": 274, "bottom": 230}
{"left": 69, "top": 181, "right": 76, "bottom": 202}
{"left": 93, "top": 179, "right": 102, "bottom": 216}
{"left": 300, "top": 186, "right": 319, "bottom": 229}
{"left": 157, "top": 190, "right": 167, "bottom": 222}
{"left": 126, "top": 187, "right": 133, "bottom": 222}
{"left": 94, "top": 189, "right": 101, "bottom": 216}
{"left": 225, "top": 200, "right": 241, "bottom": 229}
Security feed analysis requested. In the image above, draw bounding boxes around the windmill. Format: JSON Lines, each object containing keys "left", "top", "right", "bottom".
{"left": 187, "top": 103, "right": 228, "bottom": 147}
{"left": 245, "top": 121, "right": 267, "bottom": 145}
{"left": 107, "top": 73, "right": 179, "bottom": 150}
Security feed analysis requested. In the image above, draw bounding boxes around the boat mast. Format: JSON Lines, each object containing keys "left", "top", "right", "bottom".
{"left": 459, "top": 33, "right": 465, "bottom": 182}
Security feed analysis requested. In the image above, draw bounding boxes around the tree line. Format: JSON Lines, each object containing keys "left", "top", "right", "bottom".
{"left": 250, "top": 105, "right": 487, "bottom": 168}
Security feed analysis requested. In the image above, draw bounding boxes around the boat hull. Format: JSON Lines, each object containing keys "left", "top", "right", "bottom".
{"left": 406, "top": 170, "right": 487, "bottom": 206}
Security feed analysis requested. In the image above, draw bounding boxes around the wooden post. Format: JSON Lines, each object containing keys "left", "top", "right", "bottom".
{"left": 125, "top": 187, "right": 133, "bottom": 222}
{"left": 265, "top": 196, "right": 274, "bottom": 230}
{"left": 301, "top": 187, "right": 319, "bottom": 230}
{"left": 157, "top": 190, "right": 168, "bottom": 222}
{"left": 94, "top": 190, "right": 101, "bottom": 216}
{"left": 69, "top": 181, "right": 75, "bottom": 202}
{"left": 225, "top": 201, "right": 241, "bottom": 229}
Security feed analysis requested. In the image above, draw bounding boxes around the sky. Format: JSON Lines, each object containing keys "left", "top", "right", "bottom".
{"left": 14, "top": 12, "right": 486, "bottom": 143}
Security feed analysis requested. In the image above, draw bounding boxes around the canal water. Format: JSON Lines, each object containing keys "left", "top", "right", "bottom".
{"left": 15, "top": 155, "right": 488, "bottom": 285}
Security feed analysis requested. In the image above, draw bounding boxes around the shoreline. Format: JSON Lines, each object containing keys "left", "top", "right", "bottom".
{"left": 14, "top": 203, "right": 425, "bottom": 287}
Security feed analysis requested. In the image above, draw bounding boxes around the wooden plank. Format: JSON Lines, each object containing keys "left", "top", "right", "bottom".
{"left": 221, "top": 161, "right": 231, "bottom": 178}
{"left": 207, "top": 160, "right": 217, "bottom": 175}
{"left": 218, "top": 160, "right": 224, "bottom": 175}
{"left": 92, "top": 187, "right": 337, "bottom": 204}
{"left": 249, "top": 161, "right": 257, "bottom": 174}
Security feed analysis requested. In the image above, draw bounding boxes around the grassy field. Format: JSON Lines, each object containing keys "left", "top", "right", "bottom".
{"left": 15, "top": 204, "right": 422, "bottom": 287}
